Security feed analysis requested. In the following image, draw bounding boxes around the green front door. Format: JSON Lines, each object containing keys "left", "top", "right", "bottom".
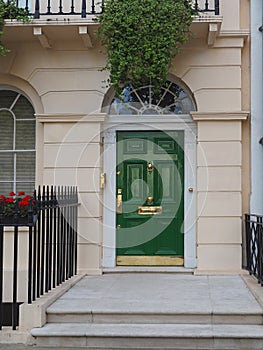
{"left": 116, "top": 131, "right": 184, "bottom": 266}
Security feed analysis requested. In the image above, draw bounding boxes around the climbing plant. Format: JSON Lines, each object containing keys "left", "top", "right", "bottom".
{"left": 0, "top": 0, "right": 30, "bottom": 56}
{"left": 98, "top": 0, "right": 193, "bottom": 96}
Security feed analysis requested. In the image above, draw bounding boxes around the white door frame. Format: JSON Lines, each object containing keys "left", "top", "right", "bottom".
{"left": 102, "top": 115, "right": 197, "bottom": 268}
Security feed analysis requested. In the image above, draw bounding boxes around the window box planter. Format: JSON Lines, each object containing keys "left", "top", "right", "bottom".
{"left": 0, "top": 214, "right": 38, "bottom": 227}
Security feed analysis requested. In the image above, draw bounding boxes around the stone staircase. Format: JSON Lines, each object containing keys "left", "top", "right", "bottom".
{"left": 31, "top": 273, "right": 263, "bottom": 349}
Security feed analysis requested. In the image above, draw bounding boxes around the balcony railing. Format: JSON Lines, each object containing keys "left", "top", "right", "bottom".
{"left": 11, "top": 0, "right": 220, "bottom": 20}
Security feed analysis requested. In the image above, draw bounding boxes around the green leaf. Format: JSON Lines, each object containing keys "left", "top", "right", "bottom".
{"left": 97, "top": 0, "right": 193, "bottom": 96}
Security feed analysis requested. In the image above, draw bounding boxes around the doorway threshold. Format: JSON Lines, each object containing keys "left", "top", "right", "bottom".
{"left": 103, "top": 266, "right": 194, "bottom": 274}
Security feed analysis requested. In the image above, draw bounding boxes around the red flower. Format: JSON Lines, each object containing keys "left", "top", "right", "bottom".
{"left": 18, "top": 191, "right": 25, "bottom": 196}
{"left": 9, "top": 192, "right": 16, "bottom": 196}
{"left": 5, "top": 198, "right": 14, "bottom": 203}
{"left": 24, "top": 195, "right": 32, "bottom": 200}
{"left": 19, "top": 200, "right": 28, "bottom": 206}
{"left": 0, "top": 195, "right": 5, "bottom": 200}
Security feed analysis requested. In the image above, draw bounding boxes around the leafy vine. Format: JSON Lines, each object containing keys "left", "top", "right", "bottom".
{"left": 98, "top": 0, "right": 193, "bottom": 96}
{"left": 0, "top": 0, "right": 30, "bottom": 56}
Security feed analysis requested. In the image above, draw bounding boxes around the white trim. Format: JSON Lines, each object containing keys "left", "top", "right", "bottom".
{"left": 102, "top": 115, "right": 197, "bottom": 269}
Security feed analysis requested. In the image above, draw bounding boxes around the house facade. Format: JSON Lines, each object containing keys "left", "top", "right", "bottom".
{"left": 0, "top": 0, "right": 250, "bottom": 287}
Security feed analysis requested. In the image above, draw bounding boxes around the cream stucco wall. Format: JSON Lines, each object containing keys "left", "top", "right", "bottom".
{"left": 0, "top": 0, "right": 250, "bottom": 282}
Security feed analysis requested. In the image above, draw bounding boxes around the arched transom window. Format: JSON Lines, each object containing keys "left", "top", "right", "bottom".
{"left": 109, "top": 81, "right": 195, "bottom": 116}
{"left": 0, "top": 90, "right": 36, "bottom": 195}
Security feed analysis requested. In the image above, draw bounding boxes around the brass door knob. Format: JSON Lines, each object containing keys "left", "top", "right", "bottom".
{"left": 147, "top": 196, "right": 154, "bottom": 204}
{"left": 147, "top": 161, "right": 154, "bottom": 173}
{"left": 188, "top": 187, "right": 193, "bottom": 192}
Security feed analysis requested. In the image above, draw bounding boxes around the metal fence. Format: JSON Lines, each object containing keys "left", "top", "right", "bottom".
{"left": 0, "top": 186, "right": 78, "bottom": 330}
{"left": 245, "top": 214, "right": 263, "bottom": 285}
{"left": 11, "top": 0, "right": 220, "bottom": 19}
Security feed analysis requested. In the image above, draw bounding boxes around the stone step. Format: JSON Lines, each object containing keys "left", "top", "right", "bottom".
{"left": 46, "top": 309, "right": 263, "bottom": 325}
{"left": 31, "top": 323, "right": 263, "bottom": 349}
{"left": 102, "top": 267, "right": 194, "bottom": 274}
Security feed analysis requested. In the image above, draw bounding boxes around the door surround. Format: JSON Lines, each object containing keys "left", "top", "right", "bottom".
{"left": 102, "top": 115, "right": 197, "bottom": 268}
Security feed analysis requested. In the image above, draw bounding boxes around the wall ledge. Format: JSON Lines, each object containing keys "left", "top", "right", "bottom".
{"left": 36, "top": 113, "right": 107, "bottom": 123}
{"left": 191, "top": 111, "right": 249, "bottom": 121}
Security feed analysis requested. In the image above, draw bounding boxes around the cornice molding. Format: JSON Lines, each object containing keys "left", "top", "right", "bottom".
{"left": 35, "top": 113, "right": 106, "bottom": 123}
{"left": 218, "top": 30, "right": 250, "bottom": 38}
{"left": 190, "top": 111, "right": 249, "bottom": 121}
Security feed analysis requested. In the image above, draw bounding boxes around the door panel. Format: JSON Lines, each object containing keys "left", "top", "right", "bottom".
{"left": 116, "top": 131, "right": 184, "bottom": 265}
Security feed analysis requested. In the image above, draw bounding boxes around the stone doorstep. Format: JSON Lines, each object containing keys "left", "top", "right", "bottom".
{"left": 46, "top": 311, "right": 263, "bottom": 326}
{"left": 102, "top": 267, "right": 194, "bottom": 274}
{"left": 31, "top": 323, "right": 263, "bottom": 349}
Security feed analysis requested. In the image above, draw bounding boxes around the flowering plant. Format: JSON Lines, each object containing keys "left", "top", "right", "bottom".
{"left": 0, "top": 191, "right": 33, "bottom": 217}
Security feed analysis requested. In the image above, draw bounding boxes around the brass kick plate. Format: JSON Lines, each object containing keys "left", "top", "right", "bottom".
{"left": 117, "top": 256, "right": 184, "bottom": 266}
{"left": 138, "top": 206, "right": 162, "bottom": 215}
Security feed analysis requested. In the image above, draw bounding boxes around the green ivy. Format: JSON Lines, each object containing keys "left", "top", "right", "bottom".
{"left": 0, "top": 0, "right": 30, "bottom": 56}
{"left": 98, "top": 0, "right": 193, "bottom": 96}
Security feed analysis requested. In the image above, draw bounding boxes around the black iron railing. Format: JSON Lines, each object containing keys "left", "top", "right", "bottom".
{"left": 10, "top": 0, "right": 220, "bottom": 19}
{"left": 245, "top": 214, "right": 263, "bottom": 285}
{"left": 0, "top": 186, "right": 78, "bottom": 330}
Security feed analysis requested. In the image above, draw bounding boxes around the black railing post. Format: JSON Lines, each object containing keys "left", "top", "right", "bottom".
{"left": 70, "top": 0, "right": 74, "bottom": 14}
{"left": 81, "top": 0, "right": 86, "bottom": 18}
{"left": 28, "top": 225, "right": 33, "bottom": 304}
{"left": 47, "top": 0, "right": 51, "bottom": 14}
{"left": 45, "top": 186, "right": 50, "bottom": 293}
{"left": 34, "top": 0, "right": 40, "bottom": 19}
{"left": 41, "top": 186, "right": 46, "bottom": 295}
{"left": 245, "top": 214, "right": 251, "bottom": 273}
{"left": 91, "top": 0, "right": 95, "bottom": 14}
{"left": 36, "top": 187, "right": 41, "bottom": 298}
{"left": 61, "top": 187, "right": 66, "bottom": 282}
{"left": 52, "top": 187, "right": 57, "bottom": 288}
{"left": 0, "top": 225, "right": 3, "bottom": 330}
{"left": 48, "top": 186, "right": 53, "bottom": 290}
{"left": 12, "top": 226, "right": 18, "bottom": 330}
{"left": 59, "top": 0, "right": 63, "bottom": 14}
{"left": 257, "top": 221, "right": 262, "bottom": 284}
{"left": 194, "top": 0, "right": 198, "bottom": 12}
{"left": 74, "top": 187, "right": 78, "bottom": 275}
{"left": 57, "top": 187, "right": 62, "bottom": 285}
{"left": 258, "top": 216, "right": 263, "bottom": 285}
{"left": 215, "top": 0, "right": 220, "bottom": 15}
{"left": 32, "top": 190, "right": 37, "bottom": 302}
{"left": 27, "top": 199, "right": 34, "bottom": 304}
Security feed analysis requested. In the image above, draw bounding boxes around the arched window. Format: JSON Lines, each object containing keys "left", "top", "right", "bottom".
{"left": 0, "top": 89, "right": 36, "bottom": 195}
{"left": 109, "top": 81, "right": 195, "bottom": 115}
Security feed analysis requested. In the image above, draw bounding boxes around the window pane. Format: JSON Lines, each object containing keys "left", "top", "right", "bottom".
{"left": 0, "top": 110, "right": 14, "bottom": 150}
{"left": 16, "top": 152, "right": 35, "bottom": 181}
{"left": 12, "top": 95, "right": 35, "bottom": 120}
{"left": 16, "top": 182, "right": 35, "bottom": 195}
{"left": 0, "top": 90, "right": 17, "bottom": 109}
{"left": 0, "top": 152, "right": 14, "bottom": 181}
{"left": 109, "top": 81, "right": 195, "bottom": 115}
{"left": 16, "top": 120, "right": 35, "bottom": 149}
{"left": 0, "top": 182, "right": 13, "bottom": 195}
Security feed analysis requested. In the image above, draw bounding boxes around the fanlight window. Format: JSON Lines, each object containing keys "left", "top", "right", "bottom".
{"left": 109, "top": 81, "right": 195, "bottom": 115}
